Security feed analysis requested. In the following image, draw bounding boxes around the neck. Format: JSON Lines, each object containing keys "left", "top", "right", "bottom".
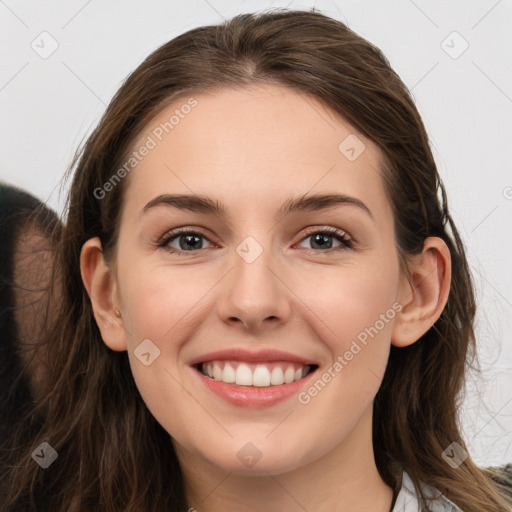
{"left": 175, "top": 406, "right": 394, "bottom": 512}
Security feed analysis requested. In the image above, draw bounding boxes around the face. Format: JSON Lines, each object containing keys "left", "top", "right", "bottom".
{"left": 108, "top": 84, "right": 404, "bottom": 475}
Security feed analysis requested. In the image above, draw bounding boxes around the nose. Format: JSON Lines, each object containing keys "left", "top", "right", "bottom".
{"left": 216, "top": 240, "right": 291, "bottom": 334}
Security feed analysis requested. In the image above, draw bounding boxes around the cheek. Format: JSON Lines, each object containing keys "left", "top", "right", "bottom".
{"left": 291, "top": 294, "right": 395, "bottom": 449}
{"left": 117, "top": 254, "right": 215, "bottom": 343}
{"left": 342, "top": 272, "right": 398, "bottom": 348}
{"left": 293, "top": 259, "right": 399, "bottom": 347}
{"left": 293, "top": 260, "right": 399, "bottom": 403}
{"left": 115, "top": 260, "right": 218, "bottom": 413}
{"left": 116, "top": 261, "right": 207, "bottom": 433}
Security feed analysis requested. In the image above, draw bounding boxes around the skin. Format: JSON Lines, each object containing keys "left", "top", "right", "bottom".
{"left": 81, "top": 84, "right": 451, "bottom": 512}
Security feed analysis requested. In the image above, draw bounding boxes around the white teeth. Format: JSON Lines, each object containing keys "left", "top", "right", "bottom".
{"left": 213, "top": 364, "right": 223, "bottom": 381}
{"left": 252, "top": 365, "right": 271, "bottom": 387}
{"left": 235, "top": 363, "right": 253, "bottom": 385}
{"left": 270, "top": 366, "right": 285, "bottom": 385}
{"left": 200, "top": 361, "right": 312, "bottom": 387}
{"left": 284, "top": 366, "right": 295, "bottom": 384}
{"left": 222, "top": 363, "right": 236, "bottom": 383}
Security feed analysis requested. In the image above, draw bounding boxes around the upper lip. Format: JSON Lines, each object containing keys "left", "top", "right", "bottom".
{"left": 189, "top": 348, "right": 317, "bottom": 367}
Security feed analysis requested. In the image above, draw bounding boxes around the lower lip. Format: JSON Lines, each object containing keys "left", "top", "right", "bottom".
{"left": 193, "top": 367, "right": 318, "bottom": 408}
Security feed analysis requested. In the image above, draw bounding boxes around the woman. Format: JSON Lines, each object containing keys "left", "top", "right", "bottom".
{"left": 2, "top": 9, "right": 511, "bottom": 511}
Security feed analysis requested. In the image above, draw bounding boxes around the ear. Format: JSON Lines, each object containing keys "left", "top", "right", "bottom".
{"left": 391, "top": 237, "right": 451, "bottom": 348}
{"left": 80, "top": 237, "right": 127, "bottom": 351}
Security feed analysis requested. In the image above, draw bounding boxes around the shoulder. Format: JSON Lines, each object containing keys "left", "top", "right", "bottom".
{"left": 392, "top": 471, "right": 463, "bottom": 512}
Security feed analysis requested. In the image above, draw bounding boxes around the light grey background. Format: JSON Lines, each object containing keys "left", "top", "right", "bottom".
{"left": 1, "top": 0, "right": 511, "bottom": 466}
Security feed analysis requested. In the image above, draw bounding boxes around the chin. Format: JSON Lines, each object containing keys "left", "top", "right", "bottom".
{"left": 195, "top": 436, "right": 317, "bottom": 476}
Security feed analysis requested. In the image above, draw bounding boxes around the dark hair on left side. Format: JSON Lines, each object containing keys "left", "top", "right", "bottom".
{"left": 0, "top": 182, "right": 61, "bottom": 473}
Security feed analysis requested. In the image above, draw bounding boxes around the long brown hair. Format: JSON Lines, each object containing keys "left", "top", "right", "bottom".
{"left": 2, "top": 8, "right": 511, "bottom": 511}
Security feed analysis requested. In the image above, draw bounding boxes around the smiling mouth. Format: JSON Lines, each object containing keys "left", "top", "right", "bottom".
{"left": 194, "top": 360, "right": 319, "bottom": 387}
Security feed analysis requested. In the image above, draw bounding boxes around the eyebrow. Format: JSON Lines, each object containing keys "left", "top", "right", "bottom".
{"left": 140, "top": 192, "right": 373, "bottom": 221}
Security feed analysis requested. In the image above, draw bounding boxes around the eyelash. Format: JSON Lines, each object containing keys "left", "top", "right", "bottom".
{"left": 156, "top": 226, "right": 354, "bottom": 255}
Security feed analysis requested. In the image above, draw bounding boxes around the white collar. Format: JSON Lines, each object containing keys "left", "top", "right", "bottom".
{"left": 392, "top": 471, "right": 463, "bottom": 511}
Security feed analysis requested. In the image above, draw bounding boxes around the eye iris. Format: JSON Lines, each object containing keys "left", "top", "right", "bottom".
{"left": 311, "top": 233, "right": 333, "bottom": 250}
{"left": 180, "top": 234, "right": 202, "bottom": 250}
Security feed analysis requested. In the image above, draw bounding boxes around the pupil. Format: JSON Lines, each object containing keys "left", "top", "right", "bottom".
{"left": 312, "top": 233, "right": 332, "bottom": 249}
{"left": 180, "top": 234, "right": 201, "bottom": 250}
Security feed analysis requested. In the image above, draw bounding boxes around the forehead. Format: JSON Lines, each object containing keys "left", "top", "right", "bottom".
{"left": 121, "top": 84, "right": 389, "bottom": 221}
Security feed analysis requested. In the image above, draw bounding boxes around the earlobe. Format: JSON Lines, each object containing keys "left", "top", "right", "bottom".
{"left": 80, "top": 237, "right": 127, "bottom": 352}
{"left": 391, "top": 237, "right": 451, "bottom": 348}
